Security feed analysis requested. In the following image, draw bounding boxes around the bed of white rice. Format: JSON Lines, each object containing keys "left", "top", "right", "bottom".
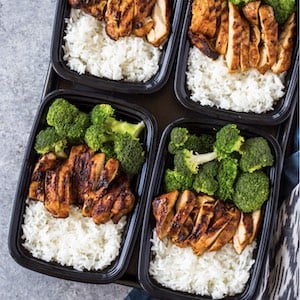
{"left": 186, "top": 46, "right": 286, "bottom": 113}
{"left": 149, "top": 230, "right": 256, "bottom": 299}
{"left": 63, "top": 9, "right": 161, "bottom": 82}
{"left": 22, "top": 200, "right": 126, "bottom": 271}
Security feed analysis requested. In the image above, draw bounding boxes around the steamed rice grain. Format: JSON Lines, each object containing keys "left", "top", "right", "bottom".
{"left": 186, "top": 46, "right": 286, "bottom": 113}
{"left": 22, "top": 200, "right": 126, "bottom": 271}
{"left": 63, "top": 9, "right": 161, "bottom": 82}
{"left": 149, "top": 230, "right": 256, "bottom": 299}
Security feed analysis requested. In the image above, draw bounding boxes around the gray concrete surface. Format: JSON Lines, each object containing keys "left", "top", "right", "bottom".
{"left": 0, "top": 1, "right": 133, "bottom": 299}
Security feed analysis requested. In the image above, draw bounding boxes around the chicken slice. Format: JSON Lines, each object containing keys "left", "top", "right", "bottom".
{"left": 226, "top": 2, "right": 243, "bottom": 72}
{"left": 215, "top": 0, "right": 229, "bottom": 55}
{"left": 147, "top": 0, "right": 171, "bottom": 47}
{"left": 152, "top": 190, "right": 179, "bottom": 240}
{"left": 82, "top": 158, "right": 119, "bottom": 217}
{"left": 132, "top": 0, "right": 156, "bottom": 37}
{"left": 189, "top": 0, "right": 217, "bottom": 38}
{"left": 105, "top": 0, "right": 121, "bottom": 40}
{"left": 249, "top": 25, "right": 261, "bottom": 67}
{"left": 28, "top": 152, "right": 58, "bottom": 202}
{"left": 118, "top": 0, "right": 135, "bottom": 37}
{"left": 240, "top": 18, "right": 250, "bottom": 72}
{"left": 168, "top": 190, "right": 196, "bottom": 240}
{"left": 257, "top": 5, "right": 278, "bottom": 73}
{"left": 233, "top": 212, "right": 254, "bottom": 254}
{"left": 208, "top": 205, "right": 241, "bottom": 252}
{"left": 87, "top": 153, "right": 106, "bottom": 192}
{"left": 249, "top": 209, "right": 261, "bottom": 243}
{"left": 171, "top": 216, "right": 194, "bottom": 248}
{"left": 189, "top": 31, "right": 219, "bottom": 60}
{"left": 242, "top": 1, "right": 261, "bottom": 26}
{"left": 272, "top": 12, "right": 296, "bottom": 74}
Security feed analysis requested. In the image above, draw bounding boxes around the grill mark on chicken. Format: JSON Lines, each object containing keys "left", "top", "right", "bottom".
{"left": 242, "top": 0, "right": 261, "bottom": 26}
{"left": 118, "top": 0, "right": 135, "bottom": 37}
{"left": 215, "top": 0, "right": 228, "bottom": 55}
{"left": 105, "top": 0, "right": 121, "bottom": 40}
{"left": 240, "top": 18, "right": 250, "bottom": 72}
{"left": 68, "top": 0, "right": 108, "bottom": 20}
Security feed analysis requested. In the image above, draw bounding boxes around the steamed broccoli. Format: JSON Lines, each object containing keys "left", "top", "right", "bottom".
{"left": 114, "top": 133, "right": 145, "bottom": 174}
{"left": 193, "top": 161, "right": 219, "bottom": 195}
{"left": 233, "top": 171, "right": 270, "bottom": 212}
{"left": 265, "top": 0, "right": 295, "bottom": 24}
{"left": 34, "top": 127, "right": 67, "bottom": 158}
{"left": 100, "top": 142, "right": 116, "bottom": 160}
{"left": 216, "top": 157, "right": 238, "bottom": 201}
{"left": 90, "top": 104, "right": 145, "bottom": 139}
{"left": 164, "top": 169, "right": 194, "bottom": 192}
{"left": 239, "top": 137, "right": 274, "bottom": 173}
{"left": 84, "top": 124, "right": 112, "bottom": 151}
{"left": 67, "top": 112, "right": 91, "bottom": 144}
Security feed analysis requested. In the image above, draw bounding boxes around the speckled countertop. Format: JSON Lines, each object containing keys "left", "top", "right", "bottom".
{"left": 0, "top": 1, "right": 132, "bottom": 299}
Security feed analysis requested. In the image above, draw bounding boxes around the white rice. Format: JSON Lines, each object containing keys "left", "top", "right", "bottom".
{"left": 149, "top": 230, "right": 256, "bottom": 299}
{"left": 63, "top": 9, "right": 161, "bottom": 82}
{"left": 22, "top": 200, "right": 126, "bottom": 271}
{"left": 186, "top": 46, "right": 286, "bottom": 113}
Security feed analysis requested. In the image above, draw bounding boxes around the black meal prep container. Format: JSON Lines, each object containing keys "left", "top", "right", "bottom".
{"left": 174, "top": 0, "right": 299, "bottom": 126}
{"left": 8, "top": 89, "right": 158, "bottom": 284}
{"left": 138, "top": 118, "right": 282, "bottom": 300}
{"left": 51, "top": 0, "right": 186, "bottom": 94}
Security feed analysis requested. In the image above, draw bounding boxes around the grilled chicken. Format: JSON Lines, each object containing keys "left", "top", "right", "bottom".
{"left": 240, "top": 18, "right": 250, "bottom": 72}
{"left": 272, "top": 12, "right": 296, "bottom": 74}
{"left": 226, "top": 2, "right": 243, "bottom": 72}
{"left": 172, "top": 216, "right": 194, "bottom": 247}
{"left": 242, "top": 1, "right": 261, "bottom": 26}
{"left": 215, "top": 0, "right": 229, "bottom": 55}
{"left": 132, "top": 0, "right": 156, "bottom": 37}
{"left": 152, "top": 190, "right": 178, "bottom": 239}
{"left": 257, "top": 5, "right": 278, "bottom": 74}
{"left": 249, "top": 209, "right": 261, "bottom": 244}
{"left": 118, "top": 0, "right": 135, "bottom": 37}
{"left": 105, "top": 0, "right": 121, "bottom": 40}
{"left": 147, "top": 0, "right": 171, "bottom": 47}
{"left": 248, "top": 25, "right": 261, "bottom": 67}
{"left": 190, "top": 0, "right": 217, "bottom": 39}
{"left": 82, "top": 157, "right": 119, "bottom": 217}
{"left": 28, "top": 152, "right": 58, "bottom": 202}
{"left": 168, "top": 190, "right": 196, "bottom": 241}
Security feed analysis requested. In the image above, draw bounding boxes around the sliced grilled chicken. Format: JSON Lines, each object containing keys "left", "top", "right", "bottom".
{"left": 249, "top": 209, "right": 261, "bottom": 243}
{"left": 215, "top": 0, "right": 229, "bottom": 55}
{"left": 233, "top": 212, "right": 254, "bottom": 254}
{"left": 257, "top": 5, "right": 278, "bottom": 74}
{"left": 82, "top": 158, "right": 119, "bottom": 217}
{"left": 147, "top": 0, "right": 171, "bottom": 47}
{"left": 249, "top": 25, "right": 261, "bottom": 67}
{"left": 226, "top": 2, "right": 243, "bottom": 72}
{"left": 152, "top": 190, "right": 179, "bottom": 239}
{"left": 189, "top": 0, "right": 217, "bottom": 39}
{"left": 86, "top": 152, "right": 106, "bottom": 192}
{"left": 215, "top": 0, "right": 222, "bottom": 19}
{"left": 189, "top": 31, "right": 219, "bottom": 60}
{"left": 171, "top": 216, "right": 194, "bottom": 248}
{"left": 272, "top": 12, "right": 296, "bottom": 74}
{"left": 118, "top": 0, "right": 135, "bottom": 37}
{"left": 168, "top": 190, "right": 196, "bottom": 240}
{"left": 208, "top": 205, "right": 240, "bottom": 252}
{"left": 242, "top": 1, "right": 261, "bottom": 26}
{"left": 29, "top": 152, "right": 58, "bottom": 202}
{"left": 240, "top": 18, "right": 250, "bottom": 72}
{"left": 132, "top": 0, "right": 156, "bottom": 37}
{"left": 105, "top": 0, "right": 121, "bottom": 40}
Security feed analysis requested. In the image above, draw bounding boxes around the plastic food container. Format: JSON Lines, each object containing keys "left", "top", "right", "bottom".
{"left": 138, "top": 117, "right": 282, "bottom": 300}
{"left": 8, "top": 89, "right": 157, "bottom": 284}
{"left": 174, "top": 1, "right": 299, "bottom": 125}
{"left": 51, "top": 0, "right": 186, "bottom": 94}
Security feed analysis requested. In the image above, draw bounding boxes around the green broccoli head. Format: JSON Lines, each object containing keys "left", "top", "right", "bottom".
{"left": 108, "top": 119, "right": 145, "bottom": 139}
{"left": 193, "top": 161, "right": 219, "bottom": 195}
{"left": 233, "top": 171, "right": 270, "bottom": 212}
{"left": 114, "top": 133, "right": 145, "bottom": 174}
{"left": 67, "top": 112, "right": 91, "bottom": 144}
{"left": 46, "top": 98, "right": 79, "bottom": 136}
{"left": 174, "top": 149, "right": 217, "bottom": 175}
{"left": 84, "top": 124, "right": 112, "bottom": 151}
{"left": 239, "top": 137, "right": 274, "bottom": 173}
{"left": 100, "top": 142, "right": 116, "bottom": 161}
{"left": 164, "top": 169, "right": 194, "bottom": 192}
{"left": 213, "top": 124, "right": 244, "bottom": 160}
{"left": 216, "top": 157, "right": 238, "bottom": 201}
{"left": 265, "top": 0, "right": 295, "bottom": 24}
{"left": 34, "top": 127, "right": 67, "bottom": 158}
{"left": 184, "top": 133, "right": 215, "bottom": 154}
{"left": 90, "top": 103, "right": 115, "bottom": 125}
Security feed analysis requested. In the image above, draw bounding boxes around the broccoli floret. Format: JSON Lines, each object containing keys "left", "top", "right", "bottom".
{"left": 174, "top": 149, "right": 217, "bottom": 175}
{"left": 46, "top": 98, "right": 79, "bottom": 137}
{"left": 216, "top": 157, "right": 238, "bottom": 201}
{"left": 233, "top": 171, "right": 270, "bottom": 212}
{"left": 164, "top": 169, "right": 194, "bottom": 192}
{"left": 265, "top": 0, "right": 295, "bottom": 24}
{"left": 100, "top": 142, "right": 116, "bottom": 160}
{"left": 34, "top": 127, "right": 67, "bottom": 158}
{"left": 114, "top": 133, "right": 145, "bottom": 174}
{"left": 67, "top": 112, "right": 91, "bottom": 144}
{"left": 90, "top": 103, "right": 145, "bottom": 139}
{"left": 239, "top": 137, "right": 274, "bottom": 173}
{"left": 193, "top": 161, "right": 219, "bottom": 195}
{"left": 84, "top": 124, "right": 112, "bottom": 151}
{"left": 213, "top": 124, "right": 244, "bottom": 160}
